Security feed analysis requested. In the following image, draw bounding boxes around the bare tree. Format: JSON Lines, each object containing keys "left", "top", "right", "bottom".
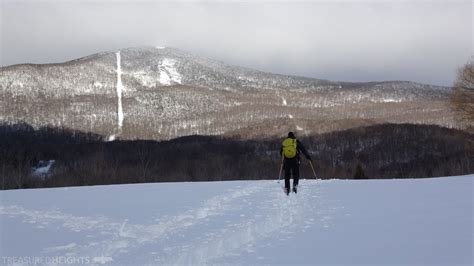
{"left": 1, "top": 163, "right": 5, "bottom": 190}
{"left": 108, "top": 154, "right": 121, "bottom": 182}
{"left": 451, "top": 60, "right": 474, "bottom": 131}
{"left": 137, "top": 142, "right": 153, "bottom": 182}
{"left": 14, "top": 151, "right": 31, "bottom": 189}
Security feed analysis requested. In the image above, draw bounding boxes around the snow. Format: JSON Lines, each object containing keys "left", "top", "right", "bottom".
{"left": 92, "top": 81, "right": 105, "bottom": 88}
{"left": 379, "top": 98, "right": 403, "bottom": 103}
{"left": 115, "top": 51, "right": 124, "bottom": 133}
{"left": 158, "top": 58, "right": 182, "bottom": 85}
{"left": 31, "top": 160, "right": 55, "bottom": 178}
{"left": 155, "top": 46, "right": 165, "bottom": 49}
{"left": 13, "top": 81, "right": 24, "bottom": 88}
{"left": 131, "top": 71, "right": 156, "bottom": 88}
{"left": 281, "top": 96, "right": 287, "bottom": 106}
{"left": 0, "top": 175, "right": 472, "bottom": 265}
{"left": 107, "top": 135, "right": 116, "bottom": 142}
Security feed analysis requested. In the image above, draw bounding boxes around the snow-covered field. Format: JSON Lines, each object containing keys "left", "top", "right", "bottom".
{"left": 0, "top": 175, "right": 472, "bottom": 265}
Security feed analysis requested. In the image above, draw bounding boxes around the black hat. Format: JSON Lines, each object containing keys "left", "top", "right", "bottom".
{"left": 288, "top": 132, "right": 295, "bottom": 138}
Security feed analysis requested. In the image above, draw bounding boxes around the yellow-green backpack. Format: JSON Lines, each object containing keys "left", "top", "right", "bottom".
{"left": 282, "top": 138, "right": 298, "bottom": 158}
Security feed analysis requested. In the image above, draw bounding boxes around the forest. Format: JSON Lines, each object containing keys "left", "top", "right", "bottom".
{"left": 0, "top": 122, "right": 472, "bottom": 190}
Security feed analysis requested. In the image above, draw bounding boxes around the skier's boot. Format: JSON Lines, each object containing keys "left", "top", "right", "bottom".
{"left": 292, "top": 186, "right": 298, "bottom": 194}
{"left": 285, "top": 187, "right": 290, "bottom": 196}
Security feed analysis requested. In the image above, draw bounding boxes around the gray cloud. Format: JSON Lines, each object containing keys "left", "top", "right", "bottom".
{"left": 1, "top": 0, "right": 471, "bottom": 86}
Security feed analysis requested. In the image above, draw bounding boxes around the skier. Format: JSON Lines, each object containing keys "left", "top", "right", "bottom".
{"left": 280, "top": 131, "right": 312, "bottom": 195}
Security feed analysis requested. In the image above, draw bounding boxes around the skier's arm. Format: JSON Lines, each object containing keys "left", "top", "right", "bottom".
{"left": 297, "top": 140, "right": 312, "bottom": 161}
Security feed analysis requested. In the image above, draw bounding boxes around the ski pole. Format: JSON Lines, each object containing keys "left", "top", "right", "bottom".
{"left": 309, "top": 160, "right": 318, "bottom": 180}
{"left": 277, "top": 155, "right": 284, "bottom": 183}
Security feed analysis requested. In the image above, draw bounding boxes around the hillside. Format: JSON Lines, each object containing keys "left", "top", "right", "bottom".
{"left": 0, "top": 47, "right": 458, "bottom": 140}
{"left": 1, "top": 123, "right": 472, "bottom": 190}
{"left": 0, "top": 175, "right": 472, "bottom": 265}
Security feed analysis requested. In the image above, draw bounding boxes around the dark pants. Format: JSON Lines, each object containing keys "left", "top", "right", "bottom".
{"left": 284, "top": 158, "right": 300, "bottom": 189}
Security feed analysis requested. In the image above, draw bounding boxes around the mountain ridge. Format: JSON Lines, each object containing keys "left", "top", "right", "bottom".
{"left": 1, "top": 46, "right": 448, "bottom": 87}
{"left": 0, "top": 46, "right": 459, "bottom": 140}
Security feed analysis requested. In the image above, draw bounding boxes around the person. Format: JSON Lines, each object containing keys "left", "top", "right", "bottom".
{"left": 280, "top": 131, "right": 311, "bottom": 195}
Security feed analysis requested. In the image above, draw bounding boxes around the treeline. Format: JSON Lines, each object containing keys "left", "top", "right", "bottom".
{"left": 299, "top": 124, "right": 473, "bottom": 179}
{"left": 0, "top": 122, "right": 472, "bottom": 190}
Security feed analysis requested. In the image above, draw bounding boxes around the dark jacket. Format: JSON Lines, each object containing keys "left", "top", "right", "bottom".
{"left": 280, "top": 137, "right": 311, "bottom": 161}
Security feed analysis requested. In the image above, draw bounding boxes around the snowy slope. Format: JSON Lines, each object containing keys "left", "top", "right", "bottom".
{"left": 0, "top": 176, "right": 472, "bottom": 265}
{"left": 0, "top": 46, "right": 458, "bottom": 141}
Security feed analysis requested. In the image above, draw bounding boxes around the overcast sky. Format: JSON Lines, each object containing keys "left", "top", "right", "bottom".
{"left": 1, "top": 0, "right": 472, "bottom": 86}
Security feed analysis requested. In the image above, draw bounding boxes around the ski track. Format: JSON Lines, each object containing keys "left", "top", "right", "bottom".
{"left": 161, "top": 181, "right": 322, "bottom": 265}
{"left": 115, "top": 51, "right": 124, "bottom": 134}
{"left": 0, "top": 180, "right": 337, "bottom": 265}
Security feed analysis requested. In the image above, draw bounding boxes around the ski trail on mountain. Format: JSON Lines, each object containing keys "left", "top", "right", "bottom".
{"left": 115, "top": 51, "right": 124, "bottom": 135}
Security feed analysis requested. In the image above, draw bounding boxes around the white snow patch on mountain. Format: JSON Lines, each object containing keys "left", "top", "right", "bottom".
{"left": 12, "top": 81, "right": 24, "bottom": 88}
{"left": 93, "top": 81, "right": 105, "bottom": 88}
{"left": 378, "top": 98, "right": 403, "bottom": 103}
{"left": 115, "top": 51, "right": 124, "bottom": 132}
{"left": 155, "top": 46, "right": 166, "bottom": 49}
{"left": 131, "top": 71, "right": 156, "bottom": 88}
{"left": 158, "top": 58, "right": 182, "bottom": 86}
{"left": 31, "top": 160, "right": 55, "bottom": 178}
{"left": 107, "top": 135, "right": 116, "bottom": 142}
{"left": 0, "top": 175, "right": 471, "bottom": 265}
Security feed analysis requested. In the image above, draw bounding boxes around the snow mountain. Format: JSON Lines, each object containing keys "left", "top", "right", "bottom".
{"left": 0, "top": 46, "right": 456, "bottom": 140}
